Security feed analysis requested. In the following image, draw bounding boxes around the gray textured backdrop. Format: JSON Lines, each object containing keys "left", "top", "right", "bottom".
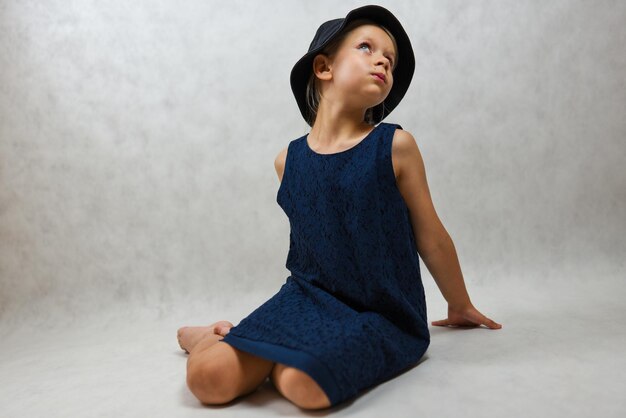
{"left": 0, "top": 1, "right": 625, "bottom": 416}
{"left": 2, "top": 0, "right": 623, "bottom": 327}
{"left": 0, "top": 0, "right": 626, "bottom": 418}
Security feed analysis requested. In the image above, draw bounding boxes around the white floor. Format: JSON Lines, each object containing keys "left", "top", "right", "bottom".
{"left": 1, "top": 278, "right": 624, "bottom": 418}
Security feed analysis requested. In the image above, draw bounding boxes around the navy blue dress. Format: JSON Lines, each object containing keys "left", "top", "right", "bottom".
{"left": 220, "top": 121, "right": 430, "bottom": 406}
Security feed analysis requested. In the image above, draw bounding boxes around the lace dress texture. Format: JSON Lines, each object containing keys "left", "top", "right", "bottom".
{"left": 220, "top": 121, "right": 430, "bottom": 406}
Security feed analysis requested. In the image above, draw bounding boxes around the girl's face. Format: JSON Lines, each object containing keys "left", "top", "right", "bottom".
{"left": 322, "top": 24, "right": 397, "bottom": 109}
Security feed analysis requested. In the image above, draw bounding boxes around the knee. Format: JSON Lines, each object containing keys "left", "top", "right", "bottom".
{"left": 272, "top": 365, "right": 332, "bottom": 410}
{"left": 186, "top": 359, "right": 238, "bottom": 405}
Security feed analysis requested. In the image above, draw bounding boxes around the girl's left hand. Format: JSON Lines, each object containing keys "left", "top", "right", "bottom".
{"left": 432, "top": 303, "right": 502, "bottom": 329}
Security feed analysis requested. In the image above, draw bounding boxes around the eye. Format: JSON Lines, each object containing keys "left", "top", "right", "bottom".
{"left": 359, "top": 41, "right": 394, "bottom": 67}
{"left": 358, "top": 41, "right": 371, "bottom": 51}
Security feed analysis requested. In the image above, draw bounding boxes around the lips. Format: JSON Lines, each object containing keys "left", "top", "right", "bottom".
{"left": 372, "top": 73, "right": 386, "bottom": 83}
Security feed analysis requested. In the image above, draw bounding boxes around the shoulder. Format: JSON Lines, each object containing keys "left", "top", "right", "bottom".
{"left": 389, "top": 126, "right": 423, "bottom": 180}
{"left": 388, "top": 127, "right": 448, "bottom": 252}
{"left": 390, "top": 125, "right": 416, "bottom": 149}
{"left": 274, "top": 144, "right": 289, "bottom": 182}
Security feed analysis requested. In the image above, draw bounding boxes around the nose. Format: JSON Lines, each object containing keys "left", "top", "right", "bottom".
{"left": 375, "top": 55, "right": 391, "bottom": 71}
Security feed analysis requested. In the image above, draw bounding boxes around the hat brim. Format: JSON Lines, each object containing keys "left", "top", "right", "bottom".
{"left": 290, "top": 5, "right": 415, "bottom": 126}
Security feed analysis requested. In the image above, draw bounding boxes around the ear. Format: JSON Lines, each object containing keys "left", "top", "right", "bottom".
{"left": 312, "top": 53, "right": 333, "bottom": 81}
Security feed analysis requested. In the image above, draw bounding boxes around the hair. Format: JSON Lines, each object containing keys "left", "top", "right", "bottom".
{"left": 304, "top": 18, "right": 399, "bottom": 128}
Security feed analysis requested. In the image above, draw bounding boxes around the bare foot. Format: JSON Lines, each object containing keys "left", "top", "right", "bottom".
{"left": 177, "top": 320, "right": 234, "bottom": 354}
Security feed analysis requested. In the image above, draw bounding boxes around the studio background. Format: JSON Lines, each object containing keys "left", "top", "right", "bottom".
{"left": 1, "top": 0, "right": 624, "bottom": 417}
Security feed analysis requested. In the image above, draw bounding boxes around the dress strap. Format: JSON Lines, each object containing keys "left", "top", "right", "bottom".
{"left": 379, "top": 122, "right": 406, "bottom": 206}
{"left": 380, "top": 122, "right": 403, "bottom": 161}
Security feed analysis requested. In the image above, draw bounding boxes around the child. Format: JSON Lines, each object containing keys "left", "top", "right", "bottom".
{"left": 177, "top": 4, "right": 502, "bottom": 410}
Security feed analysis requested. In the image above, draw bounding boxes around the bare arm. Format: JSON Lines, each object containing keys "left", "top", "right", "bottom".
{"left": 391, "top": 128, "right": 501, "bottom": 329}
{"left": 390, "top": 128, "right": 472, "bottom": 309}
{"left": 274, "top": 145, "right": 288, "bottom": 183}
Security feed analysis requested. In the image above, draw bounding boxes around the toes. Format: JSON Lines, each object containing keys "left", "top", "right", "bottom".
{"left": 211, "top": 321, "right": 234, "bottom": 334}
{"left": 177, "top": 333, "right": 189, "bottom": 353}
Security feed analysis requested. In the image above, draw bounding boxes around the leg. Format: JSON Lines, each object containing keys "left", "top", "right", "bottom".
{"left": 270, "top": 363, "right": 332, "bottom": 410}
{"left": 186, "top": 335, "right": 275, "bottom": 405}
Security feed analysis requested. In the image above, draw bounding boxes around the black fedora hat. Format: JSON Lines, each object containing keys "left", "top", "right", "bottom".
{"left": 290, "top": 4, "right": 415, "bottom": 126}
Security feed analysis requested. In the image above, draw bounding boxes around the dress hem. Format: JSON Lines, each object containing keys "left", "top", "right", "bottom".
{"left": 220, "top": 332, "right": 345, "bottom": 406}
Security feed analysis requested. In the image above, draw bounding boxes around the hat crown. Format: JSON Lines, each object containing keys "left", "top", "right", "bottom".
{"left": 308, "top": 19, "right": 344, "bottom": 52}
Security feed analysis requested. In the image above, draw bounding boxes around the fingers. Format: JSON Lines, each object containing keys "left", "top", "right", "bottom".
{"left": 463, "top": 305, "right": 503, "bottom": 330}
{"left": 432, "top": 316, "right": 502, "bottom": 329}
{"left": 483, "top": 318, "right": 502, "bottom": 329}
{"left": 473, "top": 311, "right": 502, "bottom": 329}
{"left": 465, "top": 315, "right": 499, "bottom": 329}
{"left": 432, "top": 319, "right": 477, "bottom": 328}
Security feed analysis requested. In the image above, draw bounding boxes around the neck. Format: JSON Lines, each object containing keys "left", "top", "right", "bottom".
{"left": 309, "top": 101, "right": 373, "bottom": 147}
